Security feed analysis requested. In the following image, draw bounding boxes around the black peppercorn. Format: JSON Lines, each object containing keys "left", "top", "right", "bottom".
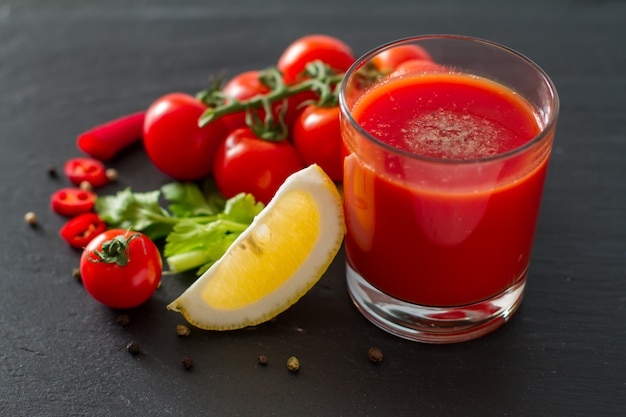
{"left": 258, "top": 355, "right": 268, "bottom": 366}
{"left": 72, "top": 268, "right": 82, "bottom": 282}
{"left": 368, "top": 347, "right": 383, "bottom": 363}
{"left": 182, "top": 356, "right": 193, "bottom": 369}
{"left": 126, "top": 340, "right": 140, "bottom": 355}
{"left": 116, "top": 314, "right": 130, "bottom": 327}
{"left": 47, "top": 165, "right": 58, "bottom": 178}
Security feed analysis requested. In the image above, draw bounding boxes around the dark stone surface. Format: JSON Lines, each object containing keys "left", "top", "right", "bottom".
{"left": 1, "top": 1, "right": 624, "bottom": 415}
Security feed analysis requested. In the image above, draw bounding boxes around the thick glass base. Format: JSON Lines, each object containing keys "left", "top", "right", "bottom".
{"left": 346, "top": 263, "right": 526, "bottom": 343}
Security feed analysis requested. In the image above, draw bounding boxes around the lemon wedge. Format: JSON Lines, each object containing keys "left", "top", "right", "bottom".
{"left": 167, "top": 164, "right": 345, "bottom": 330}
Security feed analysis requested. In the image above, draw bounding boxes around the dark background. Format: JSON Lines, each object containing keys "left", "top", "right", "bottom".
{"left": 1, "top": 1, "right": 625, "bottom": 416}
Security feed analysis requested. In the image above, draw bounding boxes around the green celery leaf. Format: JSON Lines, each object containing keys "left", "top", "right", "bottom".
{"left": 200, "top": 177, "right": 227, "bottom": 214}
{"left": 161, "top": 182, "right": 218, "bottom": 218}
{"left": 164, "top": 219, "right": 243, "bottom": 274}
{"left": 222, "top": 193, "right": 264, "bottom": 224}
{"left": 95, "top": 187, "right": 174, "bottom": 240}
{"left": 95, "top": 185, "right": 265, "bottom": 276}
{"left": 163, "top": 193, "right": 264, "bottom": 275}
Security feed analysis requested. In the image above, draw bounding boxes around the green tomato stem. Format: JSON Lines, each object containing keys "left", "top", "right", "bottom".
{"left": 89, "top": 232, "right": 144, "bottom": 266}
{"left": 197, "top": 62, "right": 344, "bottom": 128}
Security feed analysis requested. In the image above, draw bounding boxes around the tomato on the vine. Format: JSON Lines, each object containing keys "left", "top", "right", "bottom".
{"left": 143, "top": 93, "right": 229, "bottom": 181}
{"left": 221, "top": 70, "right": 318, "bottom": 131}
{"left": 80, "top": 229, "right": 162, "bottom": 309}
{"left": 221, "top": 70, "right": 273, "bottom": 131}
{"left": 293, "top": 104, "right": 343, "bottom": 182}
{"left": 277, "top": 34, "right": 355, "bottom": 84}
{"left": 392, "top": 59, "right": 446, "bottom": 76}
{"left": 371, "top": 44, "right": 433, "bottom": 73}
{"left": 213, "top": 127, "right": 304, "bottom": 205}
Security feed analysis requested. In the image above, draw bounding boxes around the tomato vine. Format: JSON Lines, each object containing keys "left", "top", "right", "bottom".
{"left": 196, "top": 61, "right": 344, "bottom": 139}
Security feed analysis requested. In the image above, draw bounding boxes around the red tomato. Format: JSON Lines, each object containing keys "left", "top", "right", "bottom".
{"left": 293, "top": 105, "right": 343, "bottom": 182}
{"left": 64, "top": 157, "right": 108, "bottom": 188}
{"left": 50, "top": 188, "right": 97, "bottom": 217}
{"left": 213, "top": 127, "right": 304, "bottom": 204}
{"left": 392, "top": 59, "right": 446, "bottom": 76}
{"left": 59, "top": 212, "right": 107, "bottom": 249}
{"left": 277, "top": 34, "right": 356, "bottom": 84}
{"left": 80, "top": 229, "right": 162, "bottom": 309}
{"left": 143, "top": 93, "right": 229, "bottom": 181}
{"left": 222, "top": 71, "right": 317, "bottom": 131}
{"left": 286, "top": 90, "right": 320, "bottom": 127}
{"left": 221, "top": 71, "right": 273, "bottom": 131}
{"left": 371, "top": 44, "right": 433, "bottom": 73}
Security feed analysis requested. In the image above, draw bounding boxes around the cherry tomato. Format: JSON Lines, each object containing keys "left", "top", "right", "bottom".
{"left": 221, "top": 71, "right": 272, "bottom": 131}
{"left": 293, "top": 105, "right": 343, "bottom": 182}
{"left": 64, "top": 157, "right": 108, "bottom": 188}
{"left": 371, "top": 44, "right": 433, "bottom": 73}
{"left": 221, "top": 71, "right": 317, "bottom": 131}
{"left": 60, "top": 212, "right": 107, "bottom": 249}
{"left": 221, "top": 70, "right": 292, "bottom": 132}
{"left": 80, "top": 229, "right": 162, "bottom": 309}
{"left": 286, "top": 90, "right": 320, "bottom": 128}
{"left": 143, "top": 93, "right": 229, "bottom": 181}
{"left": 50, "top": 188, "right": 97, "bottom": 217}
{"left": 213, "top": 127, "right": 304, "bottom": 204}
{"left": 77, "top": 111, "right": 145, "bottom": 161}
{"left": 392, "top": 59, "right": 446, "bottom": 76}
{"left": 277, "top": 34, "right": 356, "bottom": 84}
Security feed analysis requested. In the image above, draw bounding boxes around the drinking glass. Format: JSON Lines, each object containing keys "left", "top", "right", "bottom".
{"left": 339, "top": 35, "right": 559, "bottom": 343}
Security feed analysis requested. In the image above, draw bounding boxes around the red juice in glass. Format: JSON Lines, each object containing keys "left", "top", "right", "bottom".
{"left": 339, "top": 36, "right": 558, "bottom": 343}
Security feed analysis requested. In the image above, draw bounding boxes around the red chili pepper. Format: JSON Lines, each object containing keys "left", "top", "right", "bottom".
{"left": 77, "top": 111, "right": 145, "bottom": 161}
{"left": 50, "top": 188, "right": 97, "bottom": 217}
{"left": 59, "top": 213, "right": 107, "bottom": 249}
{"left": 64, "top": 157, "right": 109, "bottom": 188}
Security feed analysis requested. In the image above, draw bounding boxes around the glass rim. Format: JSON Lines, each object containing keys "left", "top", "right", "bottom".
{"left": 339, "top": 34, "right": 560, "bottom": 165}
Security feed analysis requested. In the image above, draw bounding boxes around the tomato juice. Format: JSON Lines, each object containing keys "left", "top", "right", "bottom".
{"left": 342, "top": 72, "right": 553, "bottom": 307}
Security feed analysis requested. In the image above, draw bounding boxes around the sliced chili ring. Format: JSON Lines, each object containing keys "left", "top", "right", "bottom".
{"left": 51, "top": 188, "right": 97, "bottom": 217}
{"left": 64, "top": 157, "right": 108, "bottom": 188}
{"left": 59, "top": 213, "right": 107, "bottom": 249}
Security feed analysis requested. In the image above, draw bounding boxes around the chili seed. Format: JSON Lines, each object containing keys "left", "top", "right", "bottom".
{"left": 116, "top": 314, "right": 130, "bottom": 327}
{"left": 287, "top": 356, "right": 300, "bottom": 372}
{"left": 368, "top": 347, "right": 383, "bottom": 363}
{"left": 126, "top": 340, "right": 140, "bottom": 355}
{"left": 182, "top": 356, "right": 193, "bottom": 370}
{"left": 257, "top": 355, "right": 268, "bottom": 366}
{"left": 24, "top": 211, "right": 38, "bottom": 226}
{"left": 176, "top": 324, "right": 191, "bottom": 337}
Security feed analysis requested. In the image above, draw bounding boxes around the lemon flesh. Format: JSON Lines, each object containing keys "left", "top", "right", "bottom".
{"left": 167, "top": 164, "right": 345, "bottom": 330}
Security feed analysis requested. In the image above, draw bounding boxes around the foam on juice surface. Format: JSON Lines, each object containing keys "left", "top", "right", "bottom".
{"left": 400, "top": 108, "right": 509, "bottom": 159}
{"left": 365, "top": 107, "right": 520, "bottom": 159}
{"left": 354, "top": 73, "right": 539, "bottom": 160}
